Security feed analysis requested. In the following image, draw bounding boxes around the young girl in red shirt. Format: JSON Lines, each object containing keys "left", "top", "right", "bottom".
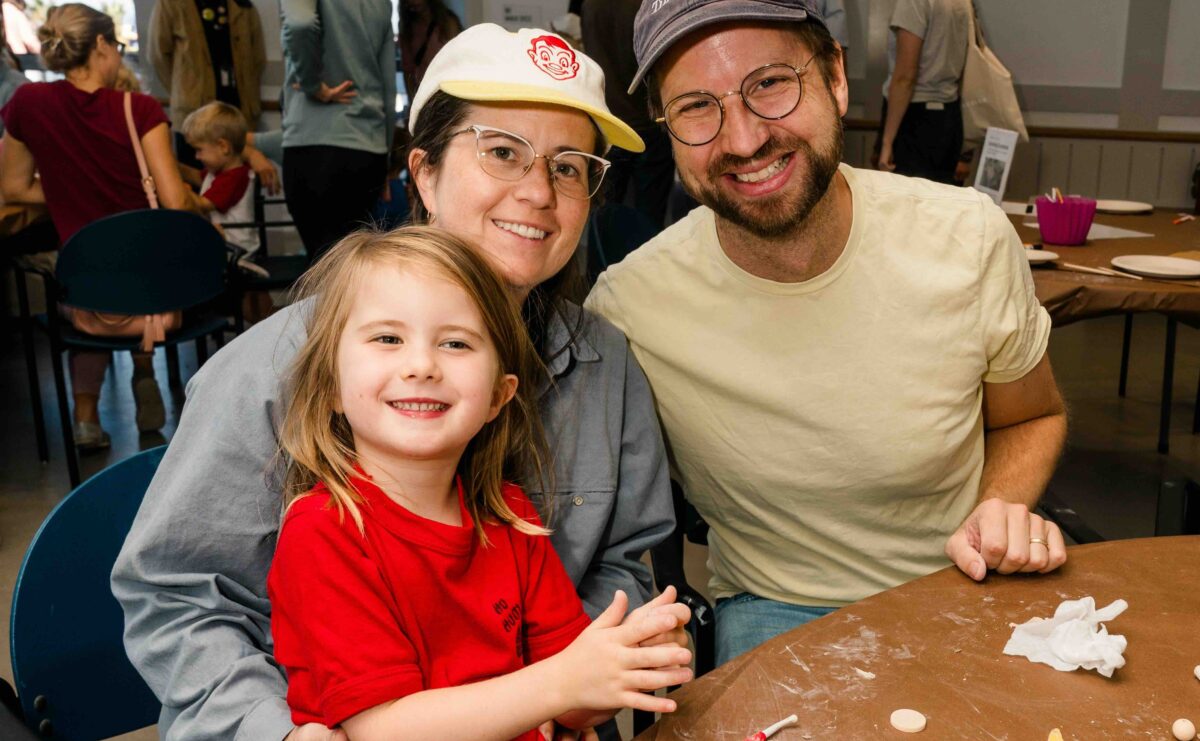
{"left": 267, "top": 226, "right": 692, "bottom": 740}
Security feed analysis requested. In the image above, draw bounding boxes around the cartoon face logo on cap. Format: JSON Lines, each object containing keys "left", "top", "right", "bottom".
{"left": 527, "top": 35, "right": 579, "bottom": 81}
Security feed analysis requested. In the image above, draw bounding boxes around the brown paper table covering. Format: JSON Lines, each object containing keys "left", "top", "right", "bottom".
{"left": 1013, "top": 210, "right": 1200, "bottom": 327}
{"left": 634, "top": 536, "right": 1200, "bottom": 740}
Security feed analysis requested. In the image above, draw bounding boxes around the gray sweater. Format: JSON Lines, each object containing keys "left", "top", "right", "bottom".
{"left": 111, "top": 301, "right": 674, "bottom": 740}
{"left": 280, "top": 0, "right": 395, "bottom": 154}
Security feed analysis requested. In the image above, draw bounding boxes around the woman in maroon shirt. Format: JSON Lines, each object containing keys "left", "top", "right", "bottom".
{"left": 1, "top": 3, "right": 196, "bottom": 450}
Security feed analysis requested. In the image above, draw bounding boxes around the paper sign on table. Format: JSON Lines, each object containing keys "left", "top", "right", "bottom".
{"left": 972, "top": 127, "right": 1020, "bottom": 205}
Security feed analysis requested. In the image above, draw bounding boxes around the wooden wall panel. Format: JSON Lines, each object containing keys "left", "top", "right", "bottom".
{"left": 1066, "top": 141, "right": 1103, "bottom": 198}
{"left": 1096, "top": 143, "right": 1134, "bottom": 200}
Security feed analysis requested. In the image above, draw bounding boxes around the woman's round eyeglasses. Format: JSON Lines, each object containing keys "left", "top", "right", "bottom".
{"left": 657, "top": 58, "right": 815, "bottom": 147}
{"left": 453, "top": 125, "right": 611, "bottom": 200}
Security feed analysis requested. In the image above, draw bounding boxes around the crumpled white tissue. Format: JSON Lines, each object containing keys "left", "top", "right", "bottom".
{"left": 1002, "top": 596, "right": 1128, "bottom": 677}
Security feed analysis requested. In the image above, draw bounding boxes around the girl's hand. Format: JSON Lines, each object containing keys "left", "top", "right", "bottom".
{"left": 627, "top": 586, "right": 691, "bottom": 649}
{"left": 551, "top": 590, "right": 693, "bottom": 715}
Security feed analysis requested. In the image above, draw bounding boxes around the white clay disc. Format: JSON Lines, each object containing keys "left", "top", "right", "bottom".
{"left": 1194, "top": 665, "right": 1200, "bottom": 681}
{"left": 1173, "top": 718, "right": 1196, "bottom": 741}
{"left": 890, "top": 709, "right": 927, "bottom": 733}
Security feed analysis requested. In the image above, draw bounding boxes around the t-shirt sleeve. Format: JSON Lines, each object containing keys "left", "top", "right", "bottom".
{"left": 507, "top": 488, "right": 590, "bottom": 664}
{"left": 977, "top": 196, "right": 1051, "bottom": 383}
{"left": 201, "top": 167, "right": 251, "bottom": 213}
{"left": 268, "top": 499, "right": 424, "bottom": 726}
{"left": 890, "top": 0, "right": 930, "bottom": 39}
{"left": 130, "top": 91, "right": 170, "bottom": 137}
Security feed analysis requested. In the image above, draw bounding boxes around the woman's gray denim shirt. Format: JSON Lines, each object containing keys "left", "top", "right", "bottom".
{"left": 111, "top": 299, "right": 674, "bottom": 741}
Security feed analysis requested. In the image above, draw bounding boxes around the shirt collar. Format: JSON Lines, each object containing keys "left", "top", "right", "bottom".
{"left": 541, "top": 302, "right": 601, "bottom": 386}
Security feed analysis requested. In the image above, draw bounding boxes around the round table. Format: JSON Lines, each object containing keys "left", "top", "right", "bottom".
{"left": 635, "top": 536, "right": 1200, "bottom": 740}
{"left": 1016, "top": 209, "right": 1200, "bottom": 327}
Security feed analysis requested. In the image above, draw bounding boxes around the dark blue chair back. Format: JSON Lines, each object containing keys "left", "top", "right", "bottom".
{"left": 55, "top": 209, "right": 228, "bottom": 315}
{"left": 9, "top": 446, "right": 167, "bottom": 740}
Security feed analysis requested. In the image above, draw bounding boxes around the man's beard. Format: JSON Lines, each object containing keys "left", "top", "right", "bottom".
{"left": 682, "top": 115, "right": 843, "bottom": 240}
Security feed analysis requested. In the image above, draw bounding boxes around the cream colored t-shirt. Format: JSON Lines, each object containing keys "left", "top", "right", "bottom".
{"left": 586, "top": 165, "right": 1050, "bottom": 607}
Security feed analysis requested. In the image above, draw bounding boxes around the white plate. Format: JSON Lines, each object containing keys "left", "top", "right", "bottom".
{"left": 1026, "top": 250, "right": 1059, "bottom": 264}
{"left": 1095, "top": 199, "right": 1154, "bottom": 214}
{"left": 1111, "top": 255, "right": 1200, "bottom": 278}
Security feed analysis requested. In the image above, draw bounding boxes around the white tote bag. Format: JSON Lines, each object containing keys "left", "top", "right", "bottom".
{"left": 960, "top": 5, "right": 1028, "bottom": 143}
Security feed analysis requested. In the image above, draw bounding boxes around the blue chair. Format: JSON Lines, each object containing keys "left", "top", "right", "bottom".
{"left": 15, "top": 209, "right": 233, "bottom": 486}
{"left": 8, "top": 446, "right": 166, "bottom": 740}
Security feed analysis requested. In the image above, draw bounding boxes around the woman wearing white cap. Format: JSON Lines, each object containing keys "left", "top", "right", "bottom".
{"left": 113, "top": 24, "right": 678, "bottom": 741}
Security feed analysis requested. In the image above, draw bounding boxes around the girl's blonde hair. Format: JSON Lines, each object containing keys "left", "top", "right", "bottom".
{"left": 38, "top": 3, "right": 115, "bottom": 73}
{"left": 279, "top": 226, "right": 550, "bottom": 542}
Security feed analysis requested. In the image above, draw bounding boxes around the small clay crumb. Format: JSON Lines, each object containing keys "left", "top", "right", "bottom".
{"left": 854, "top": 667, "right": 875, "bottom": 679}
{"left": 1194, "top": 665, "right": 1200, "bottom": 681}
{"left": 890, "top": 709, "right": 927, "bottom": 733}
{"left": 1173, "top": 718, "right": 1196, "bottom": 741}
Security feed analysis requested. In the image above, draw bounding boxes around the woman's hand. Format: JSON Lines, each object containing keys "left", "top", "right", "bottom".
{"left": 243, "top": 146, "right": 280, "bottom": 196}
{"left": 285, "top": 723, "right": 348, "bottom": 741}
{"left": 628, "top": 586, "right": 691, "bottom": 649}
{"left": 312, "top": 80, "right": 357, "bottom": 104}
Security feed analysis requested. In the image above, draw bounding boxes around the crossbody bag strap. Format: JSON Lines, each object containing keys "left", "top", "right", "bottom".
{"left": 124, "top": 91, "right": 159, "bottom": 209}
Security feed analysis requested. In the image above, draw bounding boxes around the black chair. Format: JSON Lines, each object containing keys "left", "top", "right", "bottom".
{"left": 632, "top": 482, "right": 715, "bottom": 735}
{"left": 9, "top": 446, "right": 166, "bottom": 739}
{"left": 223, "top": 179, "right": 306, "bottom": 332}
{"left": 585, "top": 203, "right": 661, "bottom": 285}
{"left": 15, "top": 209, "right": 233, "bottom": 487}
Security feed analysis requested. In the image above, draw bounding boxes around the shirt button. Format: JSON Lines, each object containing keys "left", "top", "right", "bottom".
{"left": 572, "top": 496, "right": 584, "bottom": 506}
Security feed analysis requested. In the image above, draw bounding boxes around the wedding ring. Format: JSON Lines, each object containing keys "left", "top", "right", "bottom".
{"left": 1029, "top": 537, "right": 1048, "bottom": 546}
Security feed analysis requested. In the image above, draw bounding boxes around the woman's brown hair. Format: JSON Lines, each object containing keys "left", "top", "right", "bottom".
{"left": 38, "top": 3, "right": 115, "bottom": 73}
{"left": 279, "top": 226, "right": 551, "bottom": 543}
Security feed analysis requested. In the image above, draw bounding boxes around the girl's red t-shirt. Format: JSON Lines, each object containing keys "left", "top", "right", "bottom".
{"left": 268, "top": 475, "right": 591, "bottom": 737}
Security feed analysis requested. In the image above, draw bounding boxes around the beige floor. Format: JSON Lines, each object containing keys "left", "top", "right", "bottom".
{"left": 4, "top": 313, "right": 1200, "bottom": 738}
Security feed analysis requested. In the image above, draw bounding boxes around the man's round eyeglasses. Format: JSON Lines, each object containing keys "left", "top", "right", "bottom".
{"left": 656, "top": 57, "right": 816, "bottom": 147}
{"left": 453, "top": 125, "right": 611, "bottom": 200}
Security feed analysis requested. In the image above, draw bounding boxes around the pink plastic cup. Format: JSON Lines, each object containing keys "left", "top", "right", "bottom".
{"left": 1035, "top": 196, "right": 1097, "bottom": 246}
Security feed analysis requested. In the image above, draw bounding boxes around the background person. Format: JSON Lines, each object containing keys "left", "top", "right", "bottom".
{"left": 280, "top": 0, "right": 394, "bottom": 261}
{"left": 1, "top": 3, "right": 197, "bottom": 449}
{"left": 147, "top": 0, "right": 267, "bottom": 171}
{"left": 875, "top": 0, "right": 972, "bottom": 183}
{"left": 581, "top": 0, "right": 673, "bottom": 228}
{"left": 398, "top": 0, "right": 461, "bottom": 103}
{"left": 113, "top": 25, "right": 676, "bottom": 741}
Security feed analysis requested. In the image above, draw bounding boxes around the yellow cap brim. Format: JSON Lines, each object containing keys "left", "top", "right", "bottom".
{"left": 439, "top": 81, "right": 646, "bottom": 154}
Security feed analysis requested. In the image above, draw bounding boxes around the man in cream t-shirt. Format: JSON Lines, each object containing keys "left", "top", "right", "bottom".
{"left": 586, "top": 0, "right": 1069, "bottom": 665}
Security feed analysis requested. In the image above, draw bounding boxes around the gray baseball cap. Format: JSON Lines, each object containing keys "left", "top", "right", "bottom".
{"left": 629, "top": 0, "right": 827, "bottom": 94}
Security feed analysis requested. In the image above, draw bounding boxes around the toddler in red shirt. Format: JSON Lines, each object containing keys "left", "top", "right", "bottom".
{"left": 178, "top": 102, "right": 262, "bottom": 271}
{"left": 267, "top": 227, "right": 693, "bottom": 740}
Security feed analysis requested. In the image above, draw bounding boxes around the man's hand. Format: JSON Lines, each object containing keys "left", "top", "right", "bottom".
{"left": 244, "top": 146, "right": 280, "bottom": 195}
{"left": 945, "top": 498, "right": 1067, "bottom": 581}
{"left": 285, "top": 723, "right": 348, "bottom": 741}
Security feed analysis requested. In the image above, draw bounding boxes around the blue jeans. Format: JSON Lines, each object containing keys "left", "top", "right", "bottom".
{"left": 715, "top": 593, "right": 837, "bottom": 666}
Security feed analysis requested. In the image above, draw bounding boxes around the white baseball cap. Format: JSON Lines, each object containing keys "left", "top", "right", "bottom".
{"left": 408, "top": 23, "right": 645, "bottom": 153}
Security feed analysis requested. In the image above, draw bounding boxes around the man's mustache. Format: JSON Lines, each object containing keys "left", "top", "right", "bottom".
{"left": 707, "top": 138, "right": 803, "bottom": 180}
